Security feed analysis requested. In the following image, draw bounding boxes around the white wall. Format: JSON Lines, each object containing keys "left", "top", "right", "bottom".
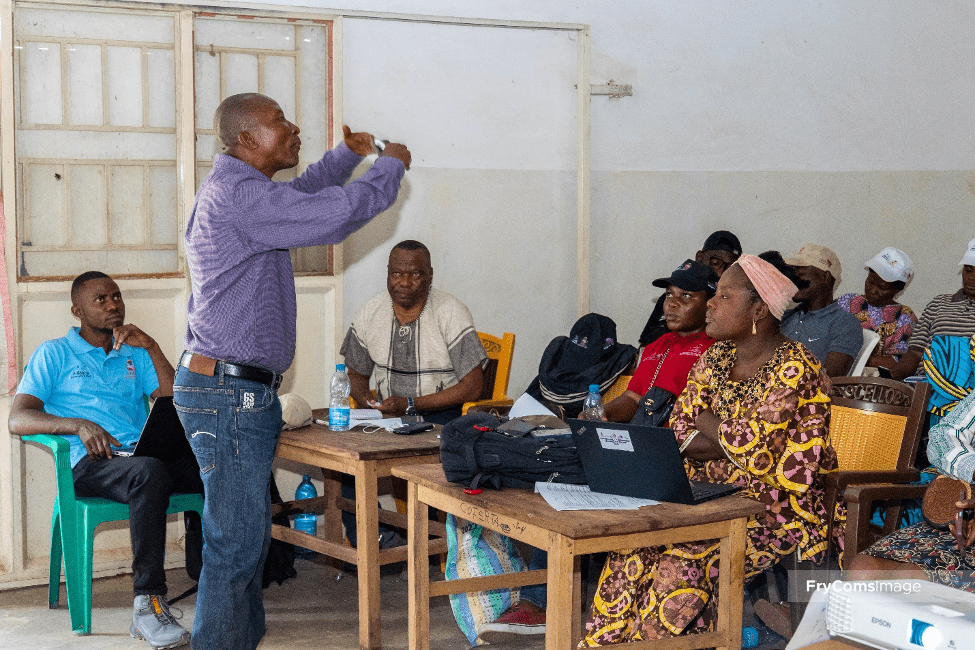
{"left": 263, "top": 0, "right": 973, "bottom": 389}
{"left": 338, "top": 17, "right": 580, "bottom": 394}
{"left": 2, "top": 0, "right": 972, "bottom": 591}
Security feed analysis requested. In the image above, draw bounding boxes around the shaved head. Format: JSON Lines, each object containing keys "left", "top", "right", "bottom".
{"left": 71, "top": 270, "right": 111, "bottom": 305}
{"left": 213, "top": 93, "right": 274, "bottom": 153}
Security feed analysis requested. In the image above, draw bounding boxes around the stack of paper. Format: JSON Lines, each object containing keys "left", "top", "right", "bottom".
{"left": 351, "top": 408, "right": 383, "bottom": 420}
{"left": 535, "top": 482, "right": 658, "bottom": 511}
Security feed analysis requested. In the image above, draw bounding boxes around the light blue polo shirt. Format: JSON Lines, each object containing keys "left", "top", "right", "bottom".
{"left": 16, "top": 327, "right": 159, "bottom": 467}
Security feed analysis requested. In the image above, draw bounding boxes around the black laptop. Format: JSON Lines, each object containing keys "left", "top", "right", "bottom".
{"left": 569, "top": 419, "right": 741, "bottom": 505}
{"left": 113, "top": 396, "right": 194, "bottom": 464}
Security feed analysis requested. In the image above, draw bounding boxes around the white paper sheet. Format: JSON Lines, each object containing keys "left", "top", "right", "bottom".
{"left": 535, "top": 481, "right": 658, "bottom": 511}
{"left": 314, "top": 417, "right": 403, "bottom": 430}
{"left": 509, "top": 393, "right": 559, "bottom": 419}
{"left": 351, "top": 408, "right": 383, "bottom": 420}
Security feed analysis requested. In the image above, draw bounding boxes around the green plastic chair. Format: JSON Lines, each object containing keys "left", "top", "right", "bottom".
{"left": 22, "top": 433, "right": 204, "bottom": 635}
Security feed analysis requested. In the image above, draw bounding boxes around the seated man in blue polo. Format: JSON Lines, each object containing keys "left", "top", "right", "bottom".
{"left": 8, "top": 271, "right": 202, "bottom": 650}
{"left": 781, "top": 243, "right": 864, "bottom": 377}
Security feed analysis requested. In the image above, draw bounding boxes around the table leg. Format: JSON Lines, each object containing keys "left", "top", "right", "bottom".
{"left": 407, "top": 481, "right": 429, "bottom": 650}
{"left": 354, "top": 461, "right": 381, "bottom": 649}
{"left": 320, "top": 468, "right": 343, "bottom": 545}
{"left": 545, "top": 532, "right": 577, "bottom": 650}
{"left": 717, "top": 517, "right": 747, "bottom": 650}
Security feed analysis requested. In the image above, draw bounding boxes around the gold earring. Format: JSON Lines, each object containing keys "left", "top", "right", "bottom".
{"left": 752, "top": 319, "right": 757, "bottom": 335}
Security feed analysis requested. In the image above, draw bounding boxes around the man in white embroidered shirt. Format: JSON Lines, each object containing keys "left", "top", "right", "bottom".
{"left": 338, "top": 239, "right": 487, "bottom": 545}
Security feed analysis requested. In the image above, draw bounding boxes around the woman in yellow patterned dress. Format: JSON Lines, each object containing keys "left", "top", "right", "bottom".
{"left": 579, "top": 254, "right": 838, "bottom": 645}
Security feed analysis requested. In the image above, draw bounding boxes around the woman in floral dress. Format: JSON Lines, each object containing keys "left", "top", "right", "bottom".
{"left": 579, "top": 254, "right": 839, "bottom": 645}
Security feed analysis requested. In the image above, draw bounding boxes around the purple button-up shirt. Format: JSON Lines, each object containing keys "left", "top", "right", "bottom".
{"left": 184, "top": 144, "right": 404, "bottom": 373}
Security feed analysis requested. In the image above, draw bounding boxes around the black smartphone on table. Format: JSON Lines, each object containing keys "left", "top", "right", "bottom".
{"left": 392, "top": 421, "right": 434, "bottom": 435}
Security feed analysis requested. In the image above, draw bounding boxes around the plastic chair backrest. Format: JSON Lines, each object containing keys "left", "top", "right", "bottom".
{"left": 849, "top": 328, "right": 881, "bottom": 376}
{"left": 827, "top": 377, "right": 930, "bottom": 472}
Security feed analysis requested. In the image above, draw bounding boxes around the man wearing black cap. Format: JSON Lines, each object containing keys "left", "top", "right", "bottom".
{"left": 607, "top": 260, "right": 718, "bottom": 422}
{"left": 638, "top": 230, "right": 742, "bottom": 347}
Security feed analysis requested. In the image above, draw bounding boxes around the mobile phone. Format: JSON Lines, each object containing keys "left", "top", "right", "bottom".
{"left": 373, "top": 138, "right": 388, "bottom": 155}
{"left": 392, "top": 422, "right": 434, "bottom": 435}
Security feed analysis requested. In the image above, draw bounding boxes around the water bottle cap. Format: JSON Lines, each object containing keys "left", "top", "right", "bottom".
{"left": 742, "top": 626, "right": 759, "bottom": 648}
{"left": 589, "top": 384, "right": 599, "bottom": 393}
{"left": 336, "top": 363, "right": 345, "bottom": 371}
{"left": 302, "top": 475, "right": 310, "bottom": 480}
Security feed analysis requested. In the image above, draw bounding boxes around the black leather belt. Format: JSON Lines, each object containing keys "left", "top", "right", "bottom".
{"left": 179, "top": 351, "right": 282, "bottom": 390}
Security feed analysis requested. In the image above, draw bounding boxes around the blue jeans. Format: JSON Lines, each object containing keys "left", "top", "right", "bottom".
{"left": 174, "top": 365, "right": 282, "bottom": 650}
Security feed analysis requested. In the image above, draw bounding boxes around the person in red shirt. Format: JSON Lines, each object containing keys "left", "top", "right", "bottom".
{"left": 605, "top": 260, "right": 717, "bottom": 422}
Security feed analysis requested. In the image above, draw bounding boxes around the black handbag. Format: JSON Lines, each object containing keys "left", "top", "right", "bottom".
{"left": 628, "top": 349, "right": 677, "bottom": 428}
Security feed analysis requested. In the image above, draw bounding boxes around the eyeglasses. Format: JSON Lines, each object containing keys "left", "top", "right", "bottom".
{"left": 704, "top": 255, "right": 736, "bottom": 273}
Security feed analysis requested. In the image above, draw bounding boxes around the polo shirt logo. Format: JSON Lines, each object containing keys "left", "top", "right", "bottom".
{"left": 69, "top": 369, "right": 93, "bottom": 379}
{"left": 125, "top": 359, "right": 136, "bottom": 379}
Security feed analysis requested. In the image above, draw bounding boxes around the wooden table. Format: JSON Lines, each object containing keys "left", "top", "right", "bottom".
{"left": 393, "top": 463, "right": 765, "bottom": 650}
{"left": 272, "top": 412, "right": 448, "bottom": 650}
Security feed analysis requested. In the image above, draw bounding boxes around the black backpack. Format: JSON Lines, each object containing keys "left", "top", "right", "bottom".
{"left": 439, "top": 412, "right": 588, "bottom": 491}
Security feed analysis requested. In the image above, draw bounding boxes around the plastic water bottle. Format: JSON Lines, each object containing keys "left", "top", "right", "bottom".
{"left": 329, "top": 363, "right": 351, "bottom": 431}
{"left": 580, "top": 384, "right": 605, "bottom": 421}
{"left": 742, "top": 626, "right": 759, "bottom": 648}
{"left": 294, "top": 475, "right": 317, "bottom": 559}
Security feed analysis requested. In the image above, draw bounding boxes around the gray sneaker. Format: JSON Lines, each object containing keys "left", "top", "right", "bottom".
{"left": 130, "top": 594, "right": 190, "bottom": 649}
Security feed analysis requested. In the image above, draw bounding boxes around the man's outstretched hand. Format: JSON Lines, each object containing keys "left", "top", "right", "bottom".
{"left": 342, "top": 125, "right": 411, "bottom": 170}
{"left": 343, "top": 125, "right": 375, "bottom": 157}
{"left": 380, "top": 142, "right": 411, "bottom": 171}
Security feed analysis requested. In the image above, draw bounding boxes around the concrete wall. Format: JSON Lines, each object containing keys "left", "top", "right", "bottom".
{"left": 1, "top": 0, "right": 972, "bottom": 588}
{"left": 305, "top": 0, "right": 973, "bottom": 390}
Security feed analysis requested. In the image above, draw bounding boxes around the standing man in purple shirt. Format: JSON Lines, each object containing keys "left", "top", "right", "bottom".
{"left": 174, "top": 92, "right": 410, "bottom": 650}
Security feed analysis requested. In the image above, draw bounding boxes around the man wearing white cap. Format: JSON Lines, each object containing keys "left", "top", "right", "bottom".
{"left": 887, "top": 239, "right": 976, "bottom": 380}
{"left": 782, "top": 243, "right": 864, "bottom": 377}
{"left": 837, "top": 247, "right": 918, "bottom": 374}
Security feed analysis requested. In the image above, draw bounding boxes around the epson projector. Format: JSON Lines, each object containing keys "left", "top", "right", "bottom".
{"left": 825, "top": 580, "right": 974, "bottom": 650}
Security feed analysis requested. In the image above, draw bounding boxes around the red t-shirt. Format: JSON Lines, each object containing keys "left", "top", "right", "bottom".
{"left": 626, "top": 331, "right": 714, "bottom": 397}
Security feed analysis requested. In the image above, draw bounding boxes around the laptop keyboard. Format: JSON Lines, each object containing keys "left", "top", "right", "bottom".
{"left": 689, "top": 480, "right": 739, "bottom": 502}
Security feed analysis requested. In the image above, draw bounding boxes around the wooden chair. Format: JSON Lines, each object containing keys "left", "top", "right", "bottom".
{"left": 461, "top": 332, "right": 516, "bottom": 415}
{"left": 769, "top": 377, "right": 931, "bottom": 634}
{"left": 826, "top": 377, "right": 931, "bottom": 566}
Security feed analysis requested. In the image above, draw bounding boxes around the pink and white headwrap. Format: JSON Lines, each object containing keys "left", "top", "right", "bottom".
{"left": 730, "top": 255, "right": 798, "bottom": 321}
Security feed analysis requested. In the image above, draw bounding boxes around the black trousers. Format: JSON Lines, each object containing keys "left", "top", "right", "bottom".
{"left": 72, "top": 454, "right": 203, "bottom": 596}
